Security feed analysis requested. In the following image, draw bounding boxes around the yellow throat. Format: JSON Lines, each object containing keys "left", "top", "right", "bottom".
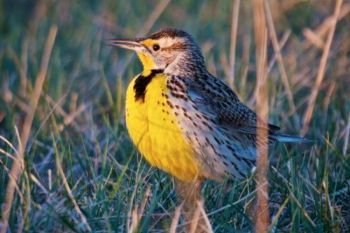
{"left": 124, "top": 49, "right": 200, "bottom": 181}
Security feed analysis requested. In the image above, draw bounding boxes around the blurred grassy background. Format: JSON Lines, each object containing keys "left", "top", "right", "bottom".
{"left": 0, "top": 0, "right": 349, "bottom": 232}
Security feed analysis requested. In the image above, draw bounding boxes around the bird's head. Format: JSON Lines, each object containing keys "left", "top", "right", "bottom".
{"left": 110, "top": 28, "right": 206, "bottom": 75}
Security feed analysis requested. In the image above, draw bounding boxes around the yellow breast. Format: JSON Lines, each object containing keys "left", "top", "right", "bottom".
{"left": 125, "top": 72, "right": 199, "bottom": 181}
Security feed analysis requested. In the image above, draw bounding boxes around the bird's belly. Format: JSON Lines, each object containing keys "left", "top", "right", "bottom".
{"left": 125, "top": 75, "right": 199, "bottom": 181}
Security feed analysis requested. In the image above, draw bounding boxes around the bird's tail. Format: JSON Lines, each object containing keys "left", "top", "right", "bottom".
{"left": 273, "top": 133, "right": 312, "bottom": 143}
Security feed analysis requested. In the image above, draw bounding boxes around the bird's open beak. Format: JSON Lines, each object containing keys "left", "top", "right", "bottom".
{"left": 109, "top": 38, "right": 144, "bottom": 52}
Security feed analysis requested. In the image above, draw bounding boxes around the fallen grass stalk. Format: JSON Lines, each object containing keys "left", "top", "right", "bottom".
{"left": 303, "top": 3, "right": 350, "bottom": 50}
{"left": 303, "top": 28, "right": 326, "bottom": 49}
{"left": 0, "top": 25, "right": 57, "bottom": 233}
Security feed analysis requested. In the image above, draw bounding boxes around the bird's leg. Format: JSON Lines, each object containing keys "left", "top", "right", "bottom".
{"left": 175, "top": 178, "right": 210, "bottom": 233}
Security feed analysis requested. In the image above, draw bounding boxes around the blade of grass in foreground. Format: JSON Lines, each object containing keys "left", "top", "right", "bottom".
{"left": 252, "top": 0, "right": 270, "bottom": 232}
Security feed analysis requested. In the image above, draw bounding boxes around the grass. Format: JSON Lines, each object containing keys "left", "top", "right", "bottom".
{"left": 0, "top": 0, "right": 350, "bottom": 232}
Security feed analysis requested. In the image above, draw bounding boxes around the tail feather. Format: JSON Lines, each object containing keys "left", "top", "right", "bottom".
{"left": 273, "top": 134, "right": 312, "bottom": 143}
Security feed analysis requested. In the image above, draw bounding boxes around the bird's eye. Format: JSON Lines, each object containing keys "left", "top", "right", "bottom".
{"left": 152, "top": 44, "right": 160, "bottom": 51}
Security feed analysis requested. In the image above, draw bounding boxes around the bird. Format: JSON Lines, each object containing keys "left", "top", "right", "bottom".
{"left": 110, "top": 28, "right": 306, "bottom": 183}
{"left": 110, "top": 28, "right": 308, "bottom": 230}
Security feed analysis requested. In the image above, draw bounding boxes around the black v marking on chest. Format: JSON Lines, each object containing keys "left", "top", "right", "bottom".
{"left": 134, "top": 69, "right": 164, "bottom": 102}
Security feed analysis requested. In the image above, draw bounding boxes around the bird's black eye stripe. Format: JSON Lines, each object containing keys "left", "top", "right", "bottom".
{"left": 152, "top": 44, "right": 160, "bottom": 51}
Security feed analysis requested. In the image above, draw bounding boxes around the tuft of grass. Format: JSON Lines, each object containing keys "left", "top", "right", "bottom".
{"left": 0, "top": 0, "right": 350, "bottom": 232}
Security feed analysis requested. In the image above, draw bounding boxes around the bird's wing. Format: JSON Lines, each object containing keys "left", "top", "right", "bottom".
{"left": 188, "top": 76, "right": 280, "bottom": 135}
{"left": 165, "top": 74, "right": 278, "bottom": 179}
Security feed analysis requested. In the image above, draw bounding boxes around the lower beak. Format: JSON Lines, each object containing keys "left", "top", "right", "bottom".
{"left": 109, "top": 38, "right": 143, "bottom": 51}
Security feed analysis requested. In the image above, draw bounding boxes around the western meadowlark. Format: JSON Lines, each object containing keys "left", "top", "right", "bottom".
{"left": 110, "top": 28, "right": 305, "bottom": 182}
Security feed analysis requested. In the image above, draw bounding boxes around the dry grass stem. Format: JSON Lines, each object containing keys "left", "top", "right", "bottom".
{"left": 268, "top": 197, "right": 289, "bottom": 232}
{"left": 303, "top": 3, "right": 350, "bottom": 50}
{"left": 29, "top": 174, "right": 48, "bottom": 195}
{"left": 0, "top": 149, "right": 18, "bottom": 162}
{"left": 20, "top": 40, "right": 28, "bottom": 98}
{"left": 343, "top": 112, "right": 350, "bottom": 155}
{"left": 303, "top": 28, "right": 325, "bottom": 49}
{"left": 228, "top": 0, "right": 241, "bottom": 88}
{"left": 302, "top": 0, "right": 343, "bottom": 135}
{"left": 239, "top": 34, "right": 251, "bottom": 96}
{"left": 139, "top": 186, "right": 151, "bottom": 222}
{"left": 0, "top": 135, "right": 18, "bottom": 156}
{"left": 127, "top": 186, "right": 151, "bottom": 233}
{"left": 322, "top": 81, "right": 336, "bottom": 111}
{"left": 198, "top": 200, "right": 214, "bottom": 233}
{"left": 253, "top": 0, "right": 269, "bottom": 232}
{"left": 169, "top": 204, "right": 183, "bottom": 233}
{"left": 117, "top": 0, "right": 171, "bottom": 80}
{"left": 0, "top": 25, "right": 57, "bottom": 233}
{"left": 128, "top": 204, "right": 139, "bottom": 233}
{"left": 265, "top": 0, "right": 295, "bottom": 113}
{"left": 54, "top": 141, "right": 92, "bottom": 232}
{"left": 188, "top": 202, "right": 201, "bottom": 233}
{"left": 267, "top": 30, "right": 291, "bottom": 72}
{"left": 137, "top": 0, "right": 171, "bottom": 37}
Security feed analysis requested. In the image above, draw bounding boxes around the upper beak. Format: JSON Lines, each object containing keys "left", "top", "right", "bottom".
{"left": 108, "top": 38, "right": 144, "bottom": 52}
